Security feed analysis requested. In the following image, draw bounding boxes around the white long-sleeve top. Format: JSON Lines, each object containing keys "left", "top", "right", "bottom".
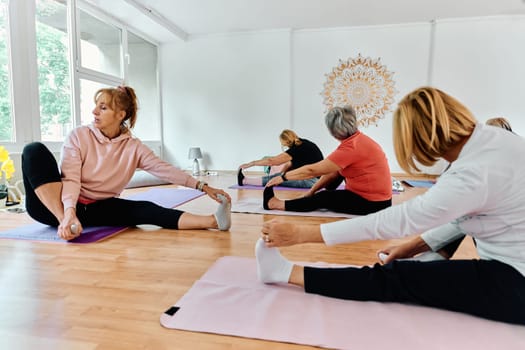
{"left": 321, "top": 123, "right": 525, "bottom": 276}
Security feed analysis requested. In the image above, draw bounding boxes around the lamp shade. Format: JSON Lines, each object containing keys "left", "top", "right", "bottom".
{"left": 188, "top": 147, "right": 202, "bottom": 160}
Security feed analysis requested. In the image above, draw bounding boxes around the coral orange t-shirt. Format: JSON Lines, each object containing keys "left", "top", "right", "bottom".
{"left": 327, "top": 131, "right": 391, "bottom": 201}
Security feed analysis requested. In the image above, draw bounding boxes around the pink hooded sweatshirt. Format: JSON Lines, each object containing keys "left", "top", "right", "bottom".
{"left": 60, "top": 124, "right": 198, "bottom": 209}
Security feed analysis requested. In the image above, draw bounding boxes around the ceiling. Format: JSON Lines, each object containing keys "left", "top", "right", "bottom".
{"left": 84, "top": 0, "right": 525, "bottom": 43}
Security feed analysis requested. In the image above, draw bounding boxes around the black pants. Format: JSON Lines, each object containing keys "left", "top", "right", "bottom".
{"left": 22, "top": 142, "right": 184, "bottom": 229}
{"left": 438, "top": 235, "right": 471, "bottom": 257}
{"left": 285, "top": 189, "right": 391, "bottom": 215}
{"left": 304, "top": 259, "right": 525, "bottom": 325}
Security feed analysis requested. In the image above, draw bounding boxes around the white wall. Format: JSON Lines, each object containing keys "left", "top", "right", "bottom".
{"left": 292, "top": 23, "right": 431, "bottom": 173}
{"left": 431, "top": 16, "right": 525, "bottom": 136}
{"left": 160, "top": 15, "right": 525, "bottom": 174}
{"left": 160, "top": 31, "right": 291, "bottom": 171}
{"left": 129, "top": 41, "right": 161, "bottom": 141}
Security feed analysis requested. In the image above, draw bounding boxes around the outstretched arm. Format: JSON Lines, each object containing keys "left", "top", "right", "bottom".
{"left": 262, "top": 166, "right": 487, "bottom": 249}
{"left": 266, "top": 158, "right": 340, "bottom": 187}
{"left": 239, "top": 152, "right": 292, "bottom": 170}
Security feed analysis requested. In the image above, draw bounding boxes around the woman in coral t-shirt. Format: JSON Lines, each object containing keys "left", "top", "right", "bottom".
{"left": 264, "top": 105, "right": 392, "bottom": 215}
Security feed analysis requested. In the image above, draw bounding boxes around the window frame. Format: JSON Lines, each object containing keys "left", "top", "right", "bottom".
{"left": 4, "top": 0, "right": 41, "bottom": 153}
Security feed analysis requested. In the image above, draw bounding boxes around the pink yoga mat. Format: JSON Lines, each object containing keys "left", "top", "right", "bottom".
{"left": 161, "top": 256, "right": 525, "bottom": 349}
{"left": 0, "top": 188, "right": 205, "bottom": 243}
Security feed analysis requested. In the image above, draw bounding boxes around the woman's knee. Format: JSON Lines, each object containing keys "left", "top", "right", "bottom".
{"left": 22, "top": 142, "right": 60, "bottom": 184}
{"left": 22, "top": 142, "right": 55, "bottom": 168}
{"left": 23, "top": 142, "right": 49, "bottom": 159}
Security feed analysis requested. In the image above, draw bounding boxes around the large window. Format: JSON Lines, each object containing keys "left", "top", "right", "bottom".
{"left": 0, "top": 0, "right": 13, "bottom": 142}
{"left": 78, "top": 8, "right": 122, "bottom": 78}
{"left": 74, "top": 8, "right": 160, "bottom": 142}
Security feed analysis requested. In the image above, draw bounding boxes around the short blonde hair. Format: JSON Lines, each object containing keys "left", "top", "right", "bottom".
{"left": 393, "top": 87, "right": 477, "bottom": 174}
{"left": 486, "top": 117, "right": 512, "bottom": 132}
{"left": 279, "top": 129, "right": 302, "bottom": 147}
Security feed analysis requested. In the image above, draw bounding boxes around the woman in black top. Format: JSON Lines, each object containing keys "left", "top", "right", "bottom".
{"left": 238, "top": 129, "right": 324, "bottom": 188}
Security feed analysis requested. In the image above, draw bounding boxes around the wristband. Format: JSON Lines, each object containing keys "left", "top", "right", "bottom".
{"left": 281, "top": 172, "right": 288, "bottom": 181}
{"left": 197, "top": 181, "right": 208, "bottom": 192}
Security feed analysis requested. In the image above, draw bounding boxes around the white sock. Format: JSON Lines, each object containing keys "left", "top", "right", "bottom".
{"left": 255, "top": 238, "right": 293, "bottom": 284}
{"left": 214, "top": 194, "right": 231, "bottom": 231}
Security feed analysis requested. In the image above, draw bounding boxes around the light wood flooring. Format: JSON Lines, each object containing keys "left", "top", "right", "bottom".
{"left": 0, "top": 172, "right": 477, "bottom": 350}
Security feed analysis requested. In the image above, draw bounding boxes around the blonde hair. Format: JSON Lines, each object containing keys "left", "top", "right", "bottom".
{"left": 486, "top": 117, "right": 512, "bottom": 132}
{"left": 393, "top": 87, "right": 477, "bottom": 174}
{"left": 279, "top": 129, "right": 302, "bottom": 147}
{"left": 94, "top": 86, "right": 138, "bottom": 133}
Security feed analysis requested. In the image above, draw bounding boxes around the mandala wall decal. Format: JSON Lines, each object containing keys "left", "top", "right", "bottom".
{"left": 321, "top": 54, "right": 397, "bottom": 127}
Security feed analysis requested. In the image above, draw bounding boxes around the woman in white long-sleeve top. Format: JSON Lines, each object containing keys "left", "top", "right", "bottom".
{"left": 255, "top": 86, "right": 525, "bottom": 325}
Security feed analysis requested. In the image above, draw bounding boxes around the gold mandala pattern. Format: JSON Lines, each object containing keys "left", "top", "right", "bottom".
{"left": 321, "top": 54, "right": 397, "bottom": 127}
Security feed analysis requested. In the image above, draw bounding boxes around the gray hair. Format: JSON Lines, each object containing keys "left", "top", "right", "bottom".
{"left": 325, "top": 105, "right": 358, "bottom": 140}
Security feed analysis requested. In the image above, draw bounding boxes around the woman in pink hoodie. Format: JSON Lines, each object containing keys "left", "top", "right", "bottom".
{"left": 21, "top": 86, "right": 231, "bottom": 240}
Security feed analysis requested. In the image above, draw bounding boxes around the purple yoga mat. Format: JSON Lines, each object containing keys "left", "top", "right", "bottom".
{"left": 0, "top": 188, "right": 205, "bottom": 243}
{"left": 0, "top": 222, "right": 127, "bottom": 243}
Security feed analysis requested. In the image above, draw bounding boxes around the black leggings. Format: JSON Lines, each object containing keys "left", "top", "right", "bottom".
{"left": 285, "top": 189, "right": 391, "bottom": 215}
{"left": 304, "top": 259, "right": 525, "bottom": 325}
{"left": 22, "top": 142, "right": 184, "bottom": 229}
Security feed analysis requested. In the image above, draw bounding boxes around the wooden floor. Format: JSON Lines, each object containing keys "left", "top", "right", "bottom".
{"left": 0, "top": 172, "right": 477, "bottom": 350}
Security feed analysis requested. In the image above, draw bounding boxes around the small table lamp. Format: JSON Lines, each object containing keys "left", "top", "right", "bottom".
{"left": 188, "top": 147, "right": 203, "bottom": 176}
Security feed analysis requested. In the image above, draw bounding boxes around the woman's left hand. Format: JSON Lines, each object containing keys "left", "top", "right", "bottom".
{"left": 203, "top": 185, "right": 231, "bottom": 203}
{"left": 266, "top": 175, "right": 284, "bottom": 187}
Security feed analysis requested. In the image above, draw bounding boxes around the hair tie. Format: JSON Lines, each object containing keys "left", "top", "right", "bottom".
{"left": 117, "top": 85, "right": 127, "bottom": 93}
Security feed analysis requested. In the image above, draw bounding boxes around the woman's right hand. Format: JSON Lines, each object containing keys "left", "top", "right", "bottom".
{"left": 302, "top": 189, "right": 315, "bottom": 198}
{"left": 266, "top": 175, "right": 284, "bottom": 187}
{"left": 377, "top": 236, "right": 430, "bottom": 264}
{"left": 57, "top": 207, "right": 83, "bottom": 240}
